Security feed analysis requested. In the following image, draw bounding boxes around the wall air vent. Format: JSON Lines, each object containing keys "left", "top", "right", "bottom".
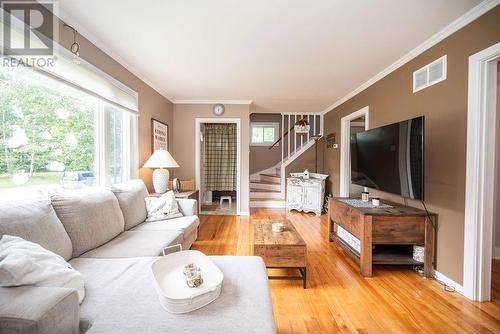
{"left": 413, "top": 55, "right": 447, "bottom": 93}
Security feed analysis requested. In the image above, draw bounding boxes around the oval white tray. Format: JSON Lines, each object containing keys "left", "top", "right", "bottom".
{"left": 151, "top": 250, "right": 223, "bottom": 314}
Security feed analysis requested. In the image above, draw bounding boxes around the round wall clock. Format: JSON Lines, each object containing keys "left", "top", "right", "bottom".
{"left": 213, "top": 103, "right": 225, "bottom": 116}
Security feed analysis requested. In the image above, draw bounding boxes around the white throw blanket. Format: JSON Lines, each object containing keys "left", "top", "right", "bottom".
{"left": 0, "top": 235, "right": 85, "bottom": 303}
{"left": 145, "top": 191, "right": 183, "bottom": 222}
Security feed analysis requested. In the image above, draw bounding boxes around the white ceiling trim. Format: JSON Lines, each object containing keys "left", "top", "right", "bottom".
{"left": 57, "top": 7, "right": 177, "bottom": 103}
{"left": 174, "top": 100, "right": 253, "bottom": 105}
{"left": 320, "top": 0, "right": 500, "bottom": 115}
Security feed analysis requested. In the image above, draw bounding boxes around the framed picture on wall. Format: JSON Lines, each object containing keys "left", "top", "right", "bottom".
{"left": 151, "top": 118, "right": 168, "bottom": 152}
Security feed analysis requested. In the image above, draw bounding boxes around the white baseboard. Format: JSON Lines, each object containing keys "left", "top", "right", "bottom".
{"left": 494, "top": 247, "right": 500, "bottom": 260}
{"left": 239, "top": 211, "right": 250, "bottom": 216}
{"left": 434, "top": 270, "right": 465, "bottom": 296}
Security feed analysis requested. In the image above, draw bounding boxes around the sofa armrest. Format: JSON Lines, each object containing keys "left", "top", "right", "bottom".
{"left": 176, "top": 199, "right": 198, "bottom": 216}
{"left": 0, "top": 286, "right": 79, "bottom": 334}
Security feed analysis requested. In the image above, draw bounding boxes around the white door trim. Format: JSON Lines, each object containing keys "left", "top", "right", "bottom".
{"left": 340, "top": 106, "right": 369, "bottom": 197}
{"left": 463, "top": 42, "right": 500, "bottom": 301}
{"left": 195, "top": 118, "right": 241, "bottom": 215}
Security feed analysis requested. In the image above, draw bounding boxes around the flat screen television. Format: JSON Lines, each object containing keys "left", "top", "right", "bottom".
{"left": 350, "top": 116, "right": 424, "bottom": 200}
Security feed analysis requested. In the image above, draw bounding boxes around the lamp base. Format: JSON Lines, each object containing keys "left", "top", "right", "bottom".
{"left": 152, "top": 168, "right": 169, "bottom": 193}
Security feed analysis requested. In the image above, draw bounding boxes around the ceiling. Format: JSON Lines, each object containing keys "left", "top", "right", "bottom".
{"left": 58, "top": 0, "right": 483, "bottom": 113}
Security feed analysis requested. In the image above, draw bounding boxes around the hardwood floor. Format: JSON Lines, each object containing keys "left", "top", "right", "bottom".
{"left": 192, "top": 208, "right": 500, "bottom": 333}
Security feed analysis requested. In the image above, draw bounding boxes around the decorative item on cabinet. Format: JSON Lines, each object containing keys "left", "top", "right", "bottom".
{"left": 286, "top": 172, "right": 328, "bottom": 216}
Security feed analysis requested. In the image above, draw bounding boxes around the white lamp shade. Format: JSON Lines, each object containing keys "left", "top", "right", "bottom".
{"left": 143, "top": 149, "right": 179, "bottom": 169}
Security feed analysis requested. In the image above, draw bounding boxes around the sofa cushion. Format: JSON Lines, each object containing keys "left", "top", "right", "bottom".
{"left": 78, "top": 230, "right": 183, "bottom": 258}
{"left": 131, "top": 215, "right": 200, "bottom": 236}
{"left": 0, "top": 198, "right": 73, "bottom": 261}
{"left": 0, "top": 286, "right": 79, "bottom": 334}
{"left": 111, "top": 180, "right": 149, "bottom": 230}
{"left": 69, "top": 256, "right": 275, "bottom": 334}
{"left": 0, "top": 235, "right": 85, "bottom": 303}
{"left": 51, "top": 188, "right": 125, "bottom": 258}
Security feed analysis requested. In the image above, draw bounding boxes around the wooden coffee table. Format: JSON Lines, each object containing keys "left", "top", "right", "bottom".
{"left": 253, "top": 219, "right": 307, "bottom": 288}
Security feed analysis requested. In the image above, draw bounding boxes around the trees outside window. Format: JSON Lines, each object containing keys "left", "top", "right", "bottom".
{"left": 0, "top": 66, "right": 136, "bottom": 191}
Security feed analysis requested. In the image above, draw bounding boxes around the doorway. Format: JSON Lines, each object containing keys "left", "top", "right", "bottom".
{"left": 463, "top": 42, "right": 500, "bottom": 301}
{"left": 195, "top": 118, "right": 241, "bottom": 215}
{"left": 340, "top": 106, "right": 369, "bottom": 197}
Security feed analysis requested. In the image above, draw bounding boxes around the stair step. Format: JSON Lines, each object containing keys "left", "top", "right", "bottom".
{"left": 259, "top": 173, "right": 280, "bottom": 178}
{"left": 250, "top": 199, "right": 287, "bottom": 208}
{"left": 250, "top": 180, "right": 280, "bottom": 185}
{"left": 250, "top": 181, "right": 281, "bottom": 191}
{"left": 251, "top": 198, "right": 285, "bottom": 202}
{"left": 250, "top": 188, "right": 280, "bottom": 193}
{"left": 259, "top": 173, "right": 281, "bottom": 183}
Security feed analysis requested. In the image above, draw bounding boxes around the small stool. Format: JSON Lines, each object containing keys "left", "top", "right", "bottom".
{"left": 220, "top": 196, "right": 232, "bottom": 209}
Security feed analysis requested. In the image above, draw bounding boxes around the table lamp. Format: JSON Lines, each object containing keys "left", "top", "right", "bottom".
{"left": 143, "top": 149, "right": 179, "bottom": 193}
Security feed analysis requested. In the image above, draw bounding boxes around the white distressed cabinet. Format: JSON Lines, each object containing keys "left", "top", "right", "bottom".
{"left": 286, "top": 173, "right": 328, "bottom": 216}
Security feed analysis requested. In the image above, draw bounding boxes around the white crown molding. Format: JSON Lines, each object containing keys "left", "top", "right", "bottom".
{"left": 57, "top": 8, "right": 177, "bottom": 103}
{"left": 320, "top": 0, "right": 500, "bottom": 115}
{"left": 174, "top": 99, "right": 253, "bottom": 105}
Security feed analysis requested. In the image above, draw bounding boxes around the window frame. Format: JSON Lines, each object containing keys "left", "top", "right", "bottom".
{"left": 96, "top": 101, "right": 138, "bottom": 186}
{"left": 250, "top": 122, "right": 280, "bottom": 146}
{"left": 0, "top": 65, "right": 138, "bottom": 194}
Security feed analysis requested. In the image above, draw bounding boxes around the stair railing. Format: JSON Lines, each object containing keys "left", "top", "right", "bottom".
{"left": 277, "top": 113, "right": 324, "bottom": 194}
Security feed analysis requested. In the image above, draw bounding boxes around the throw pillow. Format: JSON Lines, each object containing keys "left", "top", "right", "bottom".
{"left": 145, "top": 191, "right": 183, "bottom": 222}
{"left": 0, "top": 235, "right": 85, "bottom": 303}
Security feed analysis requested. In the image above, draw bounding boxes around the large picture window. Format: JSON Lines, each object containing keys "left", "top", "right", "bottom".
{"left": 0, "top": 66, "right": 137, "bottom": 193}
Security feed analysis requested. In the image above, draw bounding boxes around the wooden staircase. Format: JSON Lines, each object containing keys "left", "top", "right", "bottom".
{"left": 250, "top": 112, "right": 324, "bottom": 209}
{"left": 250, "top": 173, "right": 286, "bottom": 208}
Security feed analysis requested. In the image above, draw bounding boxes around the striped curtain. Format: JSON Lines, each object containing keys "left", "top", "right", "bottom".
{"left": 203, "top": 123, "right": 237, "bottom": 191}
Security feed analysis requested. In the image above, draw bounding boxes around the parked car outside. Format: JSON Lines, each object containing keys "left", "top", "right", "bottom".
{"left": 60, "top": 171, "right": 96, "bottom": 188}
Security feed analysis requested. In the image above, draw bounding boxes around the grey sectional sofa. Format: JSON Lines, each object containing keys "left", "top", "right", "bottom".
{"left": 0, "top": 180, "right": 275, "bottom": 334}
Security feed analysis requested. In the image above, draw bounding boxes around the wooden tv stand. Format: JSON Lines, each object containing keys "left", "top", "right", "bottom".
{"left": 328, "top": 198, "right": 436, "bottom": 278}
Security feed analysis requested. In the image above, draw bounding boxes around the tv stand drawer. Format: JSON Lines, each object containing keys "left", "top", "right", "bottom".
{"left": 331, "top": 205, "right": 362, "bottom": 238}
{"left": 372, "top": 216, "right": 425, "bottom": 244}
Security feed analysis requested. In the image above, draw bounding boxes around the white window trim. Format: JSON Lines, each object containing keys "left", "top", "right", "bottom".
{"left": 250, "top": 122, "right": 280, "bottom": 146}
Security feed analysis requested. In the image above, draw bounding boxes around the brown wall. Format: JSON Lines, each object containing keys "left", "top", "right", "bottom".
{"left": 319, "top": 7, "right": 500, "bottom": 283}
{"left": 284, "top": 140, "right": 326, "bottom": 178}
{"left": 172, "top": 104, "right": 250, "bottom": 213}
{"left": 54, "top": 18, "right": 173, "bottom": 192}
{"left": 249, "top": 113, "right": 282, "bottom": 175}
